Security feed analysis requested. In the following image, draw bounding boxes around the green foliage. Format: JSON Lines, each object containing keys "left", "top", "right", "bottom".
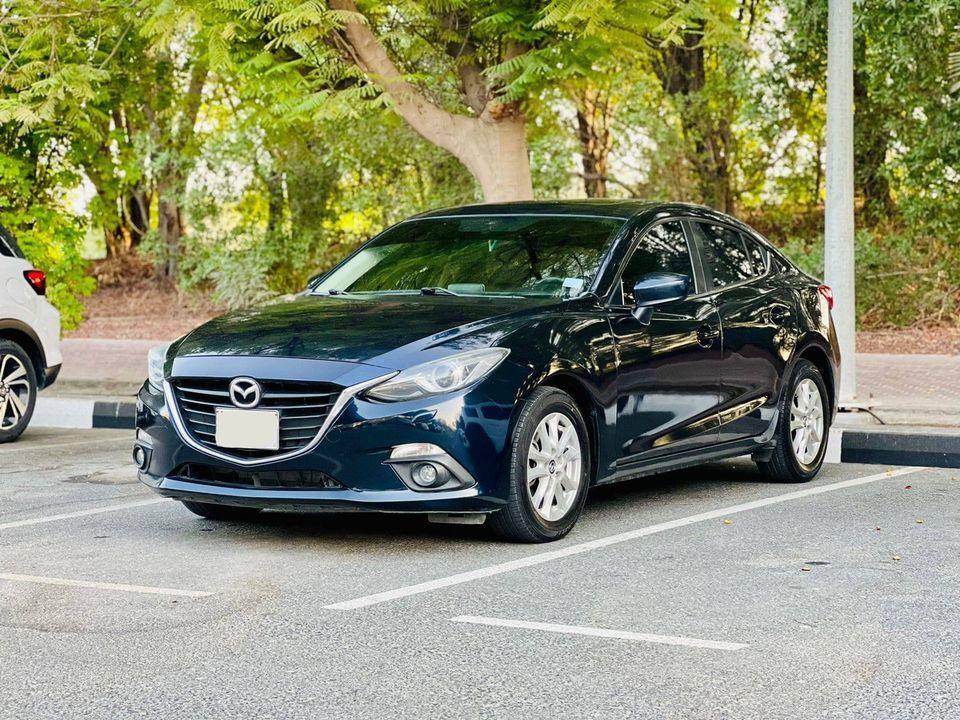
{"left": 1, "top": 206, "right": 96, "bottom": 331}
{"left": 0, "top": 0, "right": 958, "bottom": 335}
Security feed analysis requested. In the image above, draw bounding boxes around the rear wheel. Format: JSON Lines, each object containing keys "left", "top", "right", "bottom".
{"left": 181, "top": 501, "right": 263, "bottom": 522}
{"left": 489, "top": 387, "right": 590, "bottom": 543}
{"left": 757, "top": 359, "right": 830, "bottom": 483}
{"left": 0, "top": 340, "right": 37, "bottom": 444}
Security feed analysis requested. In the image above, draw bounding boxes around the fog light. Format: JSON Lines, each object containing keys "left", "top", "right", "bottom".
{"left": 411, "top": 462, "right": 445, "bottom": 488}
{"left": 132, "top": 445, "right": 149, "bottom": 470}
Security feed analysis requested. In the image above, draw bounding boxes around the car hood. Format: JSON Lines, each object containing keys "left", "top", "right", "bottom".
{"left": 173, "top": 293, "right": 557, "bottom": 367}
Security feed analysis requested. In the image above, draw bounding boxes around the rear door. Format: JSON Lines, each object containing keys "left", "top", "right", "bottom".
{"left": 689, "top": 221, "right": 792, "bottom": 442}
{"left": 609, "top": 220, "right": 724, "bottom": 464}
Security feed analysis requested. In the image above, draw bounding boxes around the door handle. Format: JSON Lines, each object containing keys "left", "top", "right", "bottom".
{"left": 768, "top": 305, "right": 791, "bottom": 324}
{"left": 696, "top": 324, "right": 720, "bottom": 348}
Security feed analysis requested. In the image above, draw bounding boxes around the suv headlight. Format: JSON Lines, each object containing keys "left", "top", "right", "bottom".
{"left": 365, "top": 348, "right": 510, "bottom": 402}
{"left": 147, "top": 343, "right": 171, "bottom": 393}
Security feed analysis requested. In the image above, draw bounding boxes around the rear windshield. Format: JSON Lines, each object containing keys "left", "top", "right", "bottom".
{"left": 314, "top": 215, "right": 625, "bottom": 298}
{"left": 0, "top": 225, "right": 24, "bottom": 259}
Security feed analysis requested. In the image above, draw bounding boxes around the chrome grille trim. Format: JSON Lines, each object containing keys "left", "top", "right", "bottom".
{"left": 163, "top": 373, "right": 396, "bottom": 467}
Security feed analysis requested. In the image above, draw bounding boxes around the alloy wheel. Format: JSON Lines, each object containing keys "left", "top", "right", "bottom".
{"left": 526, "top": 412, "right": 583, "bottom": 522}
{"left": 0, "top": 353, "right": 31, "bottom": 431}
{"left": 790, "top": 378, "right": 824, "bottom": 465}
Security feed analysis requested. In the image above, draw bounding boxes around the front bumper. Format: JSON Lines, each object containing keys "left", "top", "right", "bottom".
{"left": 135, "top": 357, "right": 522, "bottom": 514}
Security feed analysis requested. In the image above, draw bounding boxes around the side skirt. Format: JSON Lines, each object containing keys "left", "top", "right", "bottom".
{"left": 597, "top": 410, "right": 780, "bottom": 487}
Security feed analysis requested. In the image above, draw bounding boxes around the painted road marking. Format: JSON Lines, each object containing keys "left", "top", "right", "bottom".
{"left": 0, "top": 436, "right": 131, "bottom": 455}
{"left": 451, "top": 615, "right": 749, "bottom": 651}
{"left": 326, "top": 467, "right": 921, "bottom": 610}
{"left": 0, "top": 498, "right": 167, "bottom": 531}
{"left": 0, "top": 572, "right": 211, "bottom": 598}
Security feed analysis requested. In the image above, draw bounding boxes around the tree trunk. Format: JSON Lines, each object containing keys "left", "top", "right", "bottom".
{"left": 126, "top": 187, "right": 150, "bottom": 249}
{"left": 853, "top": 33, "right": 892, "bottom": 221}
{"left": 330, "top": 0, "right": 533, "bottom": 202}
{"left": 457, "top": 115, "right": 533, "bottom": 202}
{"left": 653, "top": 27, "right": 735, "bottom": 213}
{"left": 575, "top": 87, "right": 615, "bottom": 198}
{"left": 158, "top": 193, "right": 183, "bottom": 279}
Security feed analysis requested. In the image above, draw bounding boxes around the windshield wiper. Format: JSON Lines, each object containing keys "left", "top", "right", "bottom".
{"left": 420, "top": 286, "right": 460, "bottom": 296}
{"left": 313, "top": 288, "right": 349, "bottom": 296}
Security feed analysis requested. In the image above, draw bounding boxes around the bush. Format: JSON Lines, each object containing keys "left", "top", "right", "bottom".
{"left": 778, "top": 225, "right": 960, "bottom": 330}
{"left": 1, "top": 207, "right": 96, "bottom": 332}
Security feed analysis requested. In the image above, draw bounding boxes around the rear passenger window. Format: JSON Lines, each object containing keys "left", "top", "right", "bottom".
{"left": 619, "top": 221, "right": 693, "bottom": 304}
{"left": 741, "top": 234, "right": 768, "bottom": 276}
{"left": 0, "top": 226, "right": 22, "bottom": 258}
{"left": 695, "top": 223, "right": 752, "bottom": 289}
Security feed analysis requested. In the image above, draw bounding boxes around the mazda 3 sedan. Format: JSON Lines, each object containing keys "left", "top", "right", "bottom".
{"left": 135, "top": 201, "right": 839, "bottom": 542}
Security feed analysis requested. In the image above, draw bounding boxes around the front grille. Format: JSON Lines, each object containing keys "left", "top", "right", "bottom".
{"left": 171, "top": 378, "right": 341, "bottom": 460}
{"left": 173, "top": 463, "right": 345, "bottom": 490}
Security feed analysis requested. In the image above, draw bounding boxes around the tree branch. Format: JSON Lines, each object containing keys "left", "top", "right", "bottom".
{"left": 327, "top": 0, "right": 473, "bottom": 155}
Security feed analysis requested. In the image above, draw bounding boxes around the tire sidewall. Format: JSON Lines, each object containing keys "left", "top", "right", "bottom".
{"left": 510, "top": 389, "right": 590, "bottom": 540}
{"left": 0, "top": 341, "right": 37, "bottom": 443}
{"left": 783, "top": 360, "right": 829, "bottom": 479}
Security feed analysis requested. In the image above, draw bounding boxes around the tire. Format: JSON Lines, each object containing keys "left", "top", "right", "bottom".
{"left": 181, "top": 500, "right": 263, "bottom": 522}
{"left": 489, "top": 387, "right": 591, "bottom": 543}
{"left": 757, "top": 359, "right": 830, "bottom": 483}
{"left": 0, "top": 339, "right": 37, "bottom": 444}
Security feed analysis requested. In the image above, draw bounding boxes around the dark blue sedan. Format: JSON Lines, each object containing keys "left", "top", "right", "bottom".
{"left": 134, "top": 201, "right": 840, "bottom": 542}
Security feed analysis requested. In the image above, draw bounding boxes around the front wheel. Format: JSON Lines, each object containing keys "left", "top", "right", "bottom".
{"left": 181, "top": 501, "right": 263, "bottom": 522}
{"left": 0, "top": 340, "right": 37, "bottom": 444}
{"left": 489, "top": 387, "right": 591, "bottom": 543}
{"left": 757, "top": 359, "right": 830, "bottom": 483}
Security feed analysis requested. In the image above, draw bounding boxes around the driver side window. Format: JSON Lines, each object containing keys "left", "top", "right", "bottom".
{"left": 619, "top": 221, "right": 693, "bottom": 305}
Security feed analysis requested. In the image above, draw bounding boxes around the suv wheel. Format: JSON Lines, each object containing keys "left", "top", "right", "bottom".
{"left": 0, "top": 340, "right": 37, "bottom": 443}
{"left": 489, "top": 387, "right": 590, "bottom": 543}
{"left": 757, "top": 359, "right": 830, "bottom": 483}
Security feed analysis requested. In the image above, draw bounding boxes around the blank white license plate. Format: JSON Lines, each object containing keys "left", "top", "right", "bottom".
{"left": 215, "top": 408, "right": 280, "bottom": 451}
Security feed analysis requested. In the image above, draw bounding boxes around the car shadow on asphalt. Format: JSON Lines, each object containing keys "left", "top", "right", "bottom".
{"left": 177, "top": 458, "right": 775, "bottom": 546}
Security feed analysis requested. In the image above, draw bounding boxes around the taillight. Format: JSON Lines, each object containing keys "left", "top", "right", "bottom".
{"left": 817, "top": 284, "right": 833, "bottom": 311}
{"left": 23, "top": 269, "right": 46, "bottom": 296}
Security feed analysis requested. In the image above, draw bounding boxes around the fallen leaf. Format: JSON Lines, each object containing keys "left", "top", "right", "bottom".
{"left": 893, "top": 555, "right": 902, "bottom": 561}
{"left": 722, "top": 519, "right": 732, "bottom": 525}
{"left": 875, "top": 527, "right": 881, "bottom": 531}
{"left": 916, "top": 519, "right": 924, "bottom": 524}
{"left": 904, "top": 485, "right": 912, "bottom": 490}
{"left": 801, "top": 566, "right": 812, "bottom": 572}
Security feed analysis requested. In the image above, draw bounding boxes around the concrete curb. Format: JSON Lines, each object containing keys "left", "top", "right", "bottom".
{"left": 32, "top": 398, "right": 960, "bottom": 470}
{"left": 33, "top": 397, "right": 137, "bottom": 431}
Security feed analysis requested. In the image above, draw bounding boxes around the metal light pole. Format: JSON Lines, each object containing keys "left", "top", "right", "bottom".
{"left": 824, "top": 0, "right": 856, "bottom": 402}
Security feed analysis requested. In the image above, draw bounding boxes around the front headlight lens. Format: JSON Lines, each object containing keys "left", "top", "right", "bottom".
{"left": 147, "top": 343, "right": 171, "bottom": 393}
{"left": 366, "top": 348, "right": 510, "bottom": 402}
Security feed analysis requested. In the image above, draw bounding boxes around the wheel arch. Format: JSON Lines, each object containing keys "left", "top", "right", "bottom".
{"left": 792, "top": 339, "right": 836, "bottom": 417}
{"left": 0, "top": 319, "right": 46, "bottom": 386}
{"left": 527, "top": 369, "right": 604, "bottom": 486}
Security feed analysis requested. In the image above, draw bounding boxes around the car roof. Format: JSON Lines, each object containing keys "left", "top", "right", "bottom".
{"left": 409, "top": 199, "right": 732, "bottom": 224}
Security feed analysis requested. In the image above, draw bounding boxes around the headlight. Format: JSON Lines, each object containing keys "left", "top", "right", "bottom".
{"left": 365, "top": 348, "right": 510, "bottom": 402}
{"left": 147, "top": 343, "right": 171, "bottom": 393}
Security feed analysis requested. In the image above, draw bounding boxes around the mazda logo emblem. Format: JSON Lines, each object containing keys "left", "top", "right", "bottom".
{"left": 229, "top": 377, "right": 262, "bottom": 409}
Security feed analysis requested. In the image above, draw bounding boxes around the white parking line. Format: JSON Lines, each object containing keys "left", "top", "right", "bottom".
{"left": 0, "top": 572, "right": 211, "bottom": 598}
{"left": 325, "top": 467, "right": 921, "bottom": 611}
{"left": 0, "top": 437, "right": 131, "bottom": 454}
{"left": 451, "top": 616, "right": 749, "bottom": 651}
{"left": 0, "top": 498, "right": 168, "bottom": 531}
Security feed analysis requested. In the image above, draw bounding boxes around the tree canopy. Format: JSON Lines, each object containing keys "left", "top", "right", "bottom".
{"left": 1, "top": 0, "right": 958, "bottom": 330}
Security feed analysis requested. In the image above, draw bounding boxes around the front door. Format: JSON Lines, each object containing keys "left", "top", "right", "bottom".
{"left": 610, "top": 220, "right": 724, "bottom": 465}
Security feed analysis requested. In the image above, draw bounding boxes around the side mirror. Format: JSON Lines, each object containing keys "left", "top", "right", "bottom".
{"left": 630, "top": 272, "right": 691, "bottom": 324}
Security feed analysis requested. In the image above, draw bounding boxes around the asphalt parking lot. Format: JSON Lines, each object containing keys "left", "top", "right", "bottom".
{"left": 1, "top": 428, "right": 959, "bottom": 719}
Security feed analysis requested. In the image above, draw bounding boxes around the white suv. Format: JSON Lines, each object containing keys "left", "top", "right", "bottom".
{"left": 0, "top": 226, "right": 62, "bottom": 442}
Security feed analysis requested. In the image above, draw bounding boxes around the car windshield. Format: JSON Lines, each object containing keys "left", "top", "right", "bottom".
{"left": 313, "top": 214, "right": 624, "bottom": 298}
